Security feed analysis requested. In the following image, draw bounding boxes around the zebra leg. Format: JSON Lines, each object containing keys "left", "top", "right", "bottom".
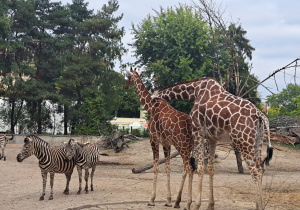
{"left": 63, "top": 170, "right": 73, "bottom": 195}
{"left": 84, "top": 169, "right": 89, "bottom": 193}
{"left": 40, "top": 171, "right": 47, "bottom": 201}
{"left": 0, "top": 146, "right": 4, "bottom": 160}
{"left": 77, "top": 166, "right": 82, "bottom": 194}
{"left": 2, "top": 146, "right": 6, "bottom": 161}
{"left": 49, "top": 172, "right": 55, "bottom": 200}
{"left": 90, "top": 166, "right": 96, "bottom": 191}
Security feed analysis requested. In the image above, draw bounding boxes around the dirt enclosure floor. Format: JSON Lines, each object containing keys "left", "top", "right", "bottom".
{"left": 1, "top": 138, "right": 300, "bottom": 210}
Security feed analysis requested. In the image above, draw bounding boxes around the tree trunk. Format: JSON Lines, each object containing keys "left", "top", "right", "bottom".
{"left": 10, "top": 99, "right": 15, "bottom": 134}
{"left": 132, "top": 151, "right": 179, "bottom": 173}
{"left": 232, "top": 143, "right": 244, "bottom": 174}
{"left": 37, "top": 100, "right": 42, "bottom": 134}
{"left": 63, "top": 104, "right": 68, "bottom": 135}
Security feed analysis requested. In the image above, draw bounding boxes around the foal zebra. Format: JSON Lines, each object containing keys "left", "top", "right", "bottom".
{"left": 0, "top": 134, "right": 14, "bottom": 161}
{"left": 63, "top": 139, "right": 107, "bottom": 194}
{"left": 17, "top": 135, "right": 75, "bottom": 200}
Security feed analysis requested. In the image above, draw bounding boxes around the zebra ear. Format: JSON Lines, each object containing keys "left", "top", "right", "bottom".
{"left": 24, "top": 137, "right": 31, "bottom": 144}
{"left": 68, "top": 139, "right": 75, "bottom": 145}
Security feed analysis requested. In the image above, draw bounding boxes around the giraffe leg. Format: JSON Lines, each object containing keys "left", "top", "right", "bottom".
{"left": 49, "top": 172, "right": 54, "bottom": 200}
{"left": 174, "top": 154, "right": 193, "bottom": 210}
{"left": 239, "top": 143, "right": 264, "bottom": 210}
{"left": 40, "top": 170, "right": 47, "bottom": 201}
{"left": 84, "top": 169, "right": 89, "bottom": 193}
{"left": 207, "top": 140, "right": 216, "bottom": 210}
{"left": 90, "top": 166, "right": 96, "bottom": 191}
{"left": 193, "top": 134, "right": 205, "bottom": 210}
{"left": 77, "top": 166, "right": 82, "bottom": 194}
{"left": 163, "top": 146, "right": 172, "bottom": 207}
{"left": 148, "top": 139, "right": 159, "bottom": 206}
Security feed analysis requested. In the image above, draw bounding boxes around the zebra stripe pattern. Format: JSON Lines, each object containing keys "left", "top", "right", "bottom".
{"left": 63, "top": 139, "right": 104, "bottom": 194}
{"left": 0, "top": 134, "right": 14, "bottom": 161}
{"left": 16, "top": 135, "right": 75, "bottom": 200}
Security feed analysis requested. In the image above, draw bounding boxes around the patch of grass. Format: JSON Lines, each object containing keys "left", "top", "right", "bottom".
{"left": 281, "top": 143, "right": 300, "bottom": 150}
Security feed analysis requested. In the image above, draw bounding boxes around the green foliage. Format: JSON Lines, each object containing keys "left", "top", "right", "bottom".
{"left": 0, "top": 0, "right": 126, "bottom": 134}
{"left": 267, "top": 84, "right": 300, "bottom": 116}
{"left": 132, "top": 5, "right": 209, "bottom": 87}
{"left": 70, "top": 95, "right": 113, "bottom": 136}
{"left": 131, "top": 4, "right": 259, "bottom": 114}
{"left": 131, "top": 5, "right": 210, "bottom": 113}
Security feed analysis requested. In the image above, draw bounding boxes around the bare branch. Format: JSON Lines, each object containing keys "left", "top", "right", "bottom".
{"left": 240, "top": 58, "right": 300, "bottom": 98}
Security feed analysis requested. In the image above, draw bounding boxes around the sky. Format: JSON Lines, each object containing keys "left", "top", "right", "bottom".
{"left": 57, "top": 0, "right": 300, "bottom": 101}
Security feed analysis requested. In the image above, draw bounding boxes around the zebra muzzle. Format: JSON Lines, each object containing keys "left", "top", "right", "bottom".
{"left": 16, "top": 154, "right": 23, "bottom": 162}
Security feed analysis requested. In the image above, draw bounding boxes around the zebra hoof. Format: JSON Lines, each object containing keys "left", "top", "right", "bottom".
{"left": 49, "top": 196, "right": 53, "bottom": 200}
{"left": 63, "top": 189, "right": 69, "bottom": 195}
{"left": 164, "top": 203, "right": 172, "bottom": 207}
{"left": 77, "top": 191, "right": 81, "bottom": 195}
{"left": 39, "top": 196, "right": 44, "bottom": 201}
{"left": 4, "top": 157, "right": 6, "bottom": 161}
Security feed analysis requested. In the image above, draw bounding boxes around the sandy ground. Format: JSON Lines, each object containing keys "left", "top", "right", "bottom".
{"left": 0, "top": 138, "right": 300, "bottom": 210}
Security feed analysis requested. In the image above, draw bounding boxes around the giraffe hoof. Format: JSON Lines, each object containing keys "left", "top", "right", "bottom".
{"left": 174, "top": 204, "right": 180, "bottom": 208}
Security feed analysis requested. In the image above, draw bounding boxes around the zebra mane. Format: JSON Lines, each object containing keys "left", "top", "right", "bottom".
{"left": 156, "top": 77, "right": 215, "bottom": 91}
{"left": 26, "top": 135, "right": 50, "bottom": 148}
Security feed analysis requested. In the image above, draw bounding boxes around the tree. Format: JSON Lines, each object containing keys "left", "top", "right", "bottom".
{"left": 266, "top": 83, "right": 300, "bottom": 118}
{"left": 55, "top": 0, "right": 126, "bottom": 134}
{"left": 131, "top": 5, "right": 210, "bottom": 113}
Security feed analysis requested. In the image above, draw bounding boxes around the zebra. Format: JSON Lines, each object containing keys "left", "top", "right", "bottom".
{"left": 16, "top": 135, "right": 75, "bottom": 200}
{"left": 0, "top": 134, "right": 14, "bottom": 161}
{"left": 63, "top": 139, "right": 108, "bottom": 194}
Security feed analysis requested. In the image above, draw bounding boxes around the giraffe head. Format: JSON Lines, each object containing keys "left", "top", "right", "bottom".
{"left": 124, "top": 67, "right": 136, "bottom": 89}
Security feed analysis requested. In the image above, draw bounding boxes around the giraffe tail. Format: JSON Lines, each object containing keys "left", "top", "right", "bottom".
{"left": 190, "top": 157, "right": 196, "bottom": 171}
{"left": 261, "top": 116, "right": 273, "bottom": 167}
{"left": 262, "top": 145, "right": 273, "bottom": 167}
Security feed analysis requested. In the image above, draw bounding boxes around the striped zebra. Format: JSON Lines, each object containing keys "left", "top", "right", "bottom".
{"left": 16, "top": 135, "right": 75, "bottom": 200}
{"left": 63, "top": 139, "right": 108, "bottom": 194}
{"left": 0, "top": 134, "right": 14, "bottom": 161}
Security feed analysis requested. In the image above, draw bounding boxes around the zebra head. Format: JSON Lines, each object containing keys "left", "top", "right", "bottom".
{"left": 17, "top": 136, "right": 34, "bottom": 162}
{"left": 63, "top": 139, "right": 76, "bottom": 160}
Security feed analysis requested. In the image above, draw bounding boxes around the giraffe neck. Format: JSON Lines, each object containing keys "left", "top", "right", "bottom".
{"left": 133, "top": 73, "right": 153, "bottom": 114}
{"left": 156, "top": 78, "right": 224, "bottom": 102}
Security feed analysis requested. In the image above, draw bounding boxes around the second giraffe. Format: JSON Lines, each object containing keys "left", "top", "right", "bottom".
{"left": 125, "top": 68, "right": 195, "bottom": 209}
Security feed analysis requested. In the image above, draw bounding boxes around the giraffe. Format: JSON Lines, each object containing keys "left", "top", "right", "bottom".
{"left": 152, "top": 77, "right": 273, "bottom": 210}
{"left": 124, "top": 68, "right": 195, "bottom": 209}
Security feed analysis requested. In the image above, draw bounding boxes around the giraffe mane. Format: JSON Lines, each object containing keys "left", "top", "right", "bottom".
{"left": 156, "top": 77, "right": 216, "bottom": 91}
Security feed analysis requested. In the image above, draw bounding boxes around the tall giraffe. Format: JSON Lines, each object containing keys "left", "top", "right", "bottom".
{"left": 125, "top": 68, "right": 195, "bottom": 209}
{"left": 152, "top": 77, "right": 273, "bottom": 210}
